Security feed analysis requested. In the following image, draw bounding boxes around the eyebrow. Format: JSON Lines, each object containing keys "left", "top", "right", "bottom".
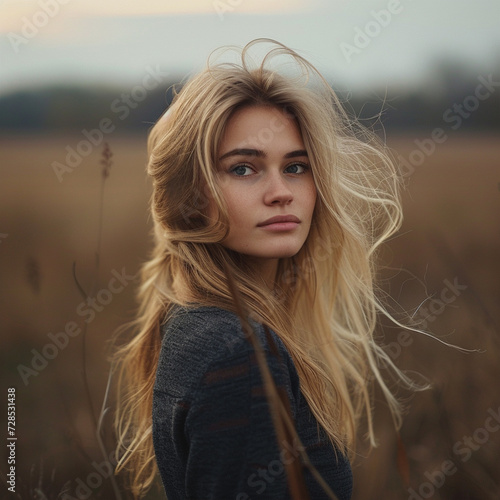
{"left": 218, "top": 148, "right": 308, "bottom": 161}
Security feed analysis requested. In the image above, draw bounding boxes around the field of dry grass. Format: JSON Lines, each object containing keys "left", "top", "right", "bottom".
{"left": 0, "top": 132, "right": 499, "bottom": 499}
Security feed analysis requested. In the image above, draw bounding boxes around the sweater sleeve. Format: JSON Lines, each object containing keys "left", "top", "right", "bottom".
{"left": 183, "top": 337, "right": 299, "bottom": 500}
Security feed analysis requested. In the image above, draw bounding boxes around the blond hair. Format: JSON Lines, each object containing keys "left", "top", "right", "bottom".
{"left": 112, "top": 38, "right": 421, "bottom": 497}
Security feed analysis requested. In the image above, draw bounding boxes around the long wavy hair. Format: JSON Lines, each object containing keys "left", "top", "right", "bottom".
{"left": 112, "top": 38, "right": 422, "bottom": 497}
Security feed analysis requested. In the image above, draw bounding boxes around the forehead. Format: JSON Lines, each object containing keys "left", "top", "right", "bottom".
{"left": 220, "top": 105, "right": 304, "bottom": 149}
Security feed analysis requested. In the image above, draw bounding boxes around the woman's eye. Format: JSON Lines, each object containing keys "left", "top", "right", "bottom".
{"left": 285, "top": 163, "right": 309, "bottom": 174}
{"left": 230, "top": 165, "right": 253, "bottom": 176}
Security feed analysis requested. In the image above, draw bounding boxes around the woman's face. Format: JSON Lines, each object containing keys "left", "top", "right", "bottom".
{"left": 213, "top": 105, "right": 317, "bottom": 272}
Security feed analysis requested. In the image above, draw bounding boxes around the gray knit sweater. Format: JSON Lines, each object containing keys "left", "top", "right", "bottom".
{"left": 152, "top": 304, "right": 353, "bottom": 499}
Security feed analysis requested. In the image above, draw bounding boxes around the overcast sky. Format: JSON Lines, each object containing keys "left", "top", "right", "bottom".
{"left": 1, "top": 0, "right": 499, "bottom": 96}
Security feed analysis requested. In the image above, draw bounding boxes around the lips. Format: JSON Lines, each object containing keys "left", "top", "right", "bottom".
{"left": 257, "top": 215, "right": 301, "bottom": 227}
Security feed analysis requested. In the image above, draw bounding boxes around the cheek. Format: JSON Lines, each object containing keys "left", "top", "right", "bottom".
{"left": 304, "top": 180, "right": 317, "bottom": 217}
{"left": 215, "top": 184, "right": 248, "bottom": 233}
{"left": 224, "top": 191, "right": 249, "bottom": 229}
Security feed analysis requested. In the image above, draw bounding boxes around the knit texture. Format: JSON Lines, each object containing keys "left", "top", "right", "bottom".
{"left": 152, "top": 305, "right": 353, "bottom": 499}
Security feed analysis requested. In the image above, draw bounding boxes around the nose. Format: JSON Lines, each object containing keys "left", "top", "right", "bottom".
{"left": 263, "top": 170, "right": 293, "bottom": 206}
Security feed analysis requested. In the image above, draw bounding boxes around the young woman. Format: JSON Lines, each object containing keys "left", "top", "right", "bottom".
{"left": 113, "top": 38, "right": 419, "bottom": 499}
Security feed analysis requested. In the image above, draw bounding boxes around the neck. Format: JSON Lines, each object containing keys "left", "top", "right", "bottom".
{"left": 247, "top": 257, "right": 279, "bottom": 291}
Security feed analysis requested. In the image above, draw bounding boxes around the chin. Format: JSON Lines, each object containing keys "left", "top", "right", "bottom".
{"left": 225, "top": 239, "right": 307, "bottom": 261}
{"left": 257, "top": 245, "right": 304, "bottom": 259}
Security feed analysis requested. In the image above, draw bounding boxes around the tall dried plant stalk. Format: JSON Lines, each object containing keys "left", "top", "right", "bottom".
{"left": 222, "top": 259, "right": 339, "bottom": 500}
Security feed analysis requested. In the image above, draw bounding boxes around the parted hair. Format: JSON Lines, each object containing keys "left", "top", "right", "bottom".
{"left": 112, "top": 38, "right": 421, "bottom": 497}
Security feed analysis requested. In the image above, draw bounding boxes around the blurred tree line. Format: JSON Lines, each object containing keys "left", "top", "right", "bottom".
{"left": 0, "top": 61, "right": 498, "bottom": 132}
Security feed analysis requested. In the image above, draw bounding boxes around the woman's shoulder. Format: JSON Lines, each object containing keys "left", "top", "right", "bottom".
{"left": 162, "top": 303, "right": 287, "bottom": 359}
{"left": 161, "top": 303, "right": 251, "bottom": 355}
{"left": 155, "top": 303, "right": 299, "bottom": 398}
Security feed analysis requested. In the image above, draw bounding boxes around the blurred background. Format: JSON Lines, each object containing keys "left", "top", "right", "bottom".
{"left": 1, "top": 0, "right": 499, "bottom": 498}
